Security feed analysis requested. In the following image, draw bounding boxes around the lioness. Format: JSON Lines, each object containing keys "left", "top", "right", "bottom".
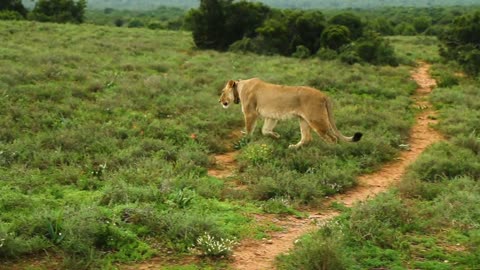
{"left": 219, "top": 78, "right": 362, "bottom": 148}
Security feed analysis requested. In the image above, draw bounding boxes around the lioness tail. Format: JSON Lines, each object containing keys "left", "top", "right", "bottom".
{"left": 325, "top": 98, "right": 363, "bottom": 143}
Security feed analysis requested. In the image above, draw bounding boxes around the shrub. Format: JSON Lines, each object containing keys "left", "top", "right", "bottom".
{"left": 430, "top": 177, "right": 480, "bottom": 229}
{"left": 261, "top": 197, "right": 297, "bottom": 215}
{"left": 0, "top": 222, "right": 48, "bottom": 258}
{"left": 348, "top": 192, "right": 414, "bottom": 248}
{"left": 191, "top": 232, "right": 237, "bottom": 257}
{"left": 406, "top": 142, "right": 480, "bottom": 182}
{"left": 436, "top": 73, "right": 459, "bottom": 88}
{"left": 0, "top": 0, "right": 27, "bottom": 17}
{"left": 0, "top": 10, "right": 24, "bottom": 20}
{"left": 128, "top": 19, "right": 144, "bottom": 28}
{"left": 439, "top": 11, "right": 480, "bottom": 75}
{"left": 339, "top": 46, "right": 361, "bottom": 64}
{"left": 30, "top": 0, "right": 86, "bottom": 24}
{"left": 320, "top": 25, "right": 351, "bottom": 51}
{"left": 328, "top": 12, "right": 363, "bottom": 39}
{"left": 355, "top": 32, "right": 399, "bottom": 66}
{"left": 291, "top": 45, "right": 311, "bottom": 59}
{"left": 240, "top": 143, "right": 273, "bottom": 166}
{"left": 316, "top": 47, "right": 337, "bottom": 60}
{"left": 277, "top": 229, "right": 348, "bottom": 270}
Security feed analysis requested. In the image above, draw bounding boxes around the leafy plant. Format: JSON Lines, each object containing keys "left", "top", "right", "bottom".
{"left": 46, "top": 218, "right": 65, "bottom": 245}
{"left": 191, "top": 232, "right": 237, "bottom": 258}
{"left": 167, "top": 189, "right": 197, "bottom": 209}
{"left": 240, "top": 143, "right": 273, "bottom": 166}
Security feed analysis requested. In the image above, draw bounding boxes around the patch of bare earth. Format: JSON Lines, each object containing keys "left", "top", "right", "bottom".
{"left": 229, "top": 62, "right": 444, "bottom": 270}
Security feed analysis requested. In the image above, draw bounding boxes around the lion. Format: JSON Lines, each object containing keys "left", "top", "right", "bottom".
{"left": 219, "top": 78, "right": 362, "bottom": 148}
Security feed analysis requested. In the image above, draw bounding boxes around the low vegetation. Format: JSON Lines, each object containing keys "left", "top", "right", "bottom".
{"left": 277, "top": 40, "right": 480, "bottom": 270}
{"left": 0, "top": 19, "right": 419, "bottom": 268}
{"left": 1, "top": 1, "right": 479, "bottom": 269}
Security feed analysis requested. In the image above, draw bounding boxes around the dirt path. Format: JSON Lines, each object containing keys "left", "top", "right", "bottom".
{"left": 220, "top": 62, "right": 444, "bottom": 270}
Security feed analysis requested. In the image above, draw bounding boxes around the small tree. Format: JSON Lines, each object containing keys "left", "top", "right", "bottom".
{"left": 355, "top": 32, "right": 398, "bottom": 66}
{"left": 320, "top": 25, "right": 351, "bottom": 51}
{"left": 31, "top": 0, "right": 86, "bottom": 24}
{"left": 223, "top": 1, "right": 271, "bottom": 46}
{"left": 186, "top": 0, "right": 228, "bottom": 50}
{"left": 439, "top": 11, "right": 480, "bottom": 75}
{"left": 413, "top": 17, "right": 432, "bottom": 34}
{"left": 328, "top": 13, "right": 363, "bottom": 39}
{"left": 0, "top": 0, "right": 27, "bottom": 18}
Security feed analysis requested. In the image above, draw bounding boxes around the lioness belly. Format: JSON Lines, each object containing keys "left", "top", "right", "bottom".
{"left": 257, "top": 107, "right": 298, "bottom": 120}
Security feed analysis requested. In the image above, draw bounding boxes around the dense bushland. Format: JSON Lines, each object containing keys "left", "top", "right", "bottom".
{"left": 0, "top": 20, "right": 417, "bottom": 267}
{"left": 438, "top": 11, "right": 480, "bottom": 76}
{"left": 0, "top": 0, "right": 27, "bottom": 19}
{"left": 85, "top": 6, "right": 185, "bottom": 30}
{"left": 78, "top": 0, "right": 480, "bottom": 10}
{"left": 30, "top": 0, "right": 86, "bottom": 23}
{"left": 187, "top": 0, "right": 399, "bottom": 65}
{"left": 0, "top": 0, "right": 86, "bottom": 23}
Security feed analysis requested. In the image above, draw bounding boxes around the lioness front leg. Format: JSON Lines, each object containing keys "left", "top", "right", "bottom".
{"left": 262, "top": 118, "right": 280, "bottom": 139}
{"left": 243, "top": 112, "right": 258, "bottom": 136}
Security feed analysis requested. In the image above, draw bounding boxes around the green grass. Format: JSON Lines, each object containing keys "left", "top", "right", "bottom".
{"left": 277, "top": 41, "right": 480, "bottom": 270}
{"left": 0, "top": 20, "right": 421, "bottom": 268}
{"left": 388, "top": 35, "right": 441, "bottom": 64}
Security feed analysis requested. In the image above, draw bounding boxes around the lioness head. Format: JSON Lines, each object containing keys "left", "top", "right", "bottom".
{"left": 219, "top": 80, "right": 239, "bottom": 108}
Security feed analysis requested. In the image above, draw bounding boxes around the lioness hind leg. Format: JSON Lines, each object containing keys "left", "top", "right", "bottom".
{"left": 262, "top": 118, "right": 280, "bottom": 139}
{"left": 309, "top": 119, "right": 337, "bottom": 143}
{"left": 289, "top": 119, "right": 312, "bottom": 149}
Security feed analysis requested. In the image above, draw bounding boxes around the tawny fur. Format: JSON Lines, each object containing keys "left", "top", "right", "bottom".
{"left": 219, "top": 78, "right": 362, "bottom": 148}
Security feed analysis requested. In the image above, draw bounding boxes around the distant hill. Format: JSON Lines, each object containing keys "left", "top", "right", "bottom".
{"left": 23, "top": 0, "right": 479, "bottom": 10}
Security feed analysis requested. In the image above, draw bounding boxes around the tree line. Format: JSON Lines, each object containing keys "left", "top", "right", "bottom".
{"left": 186, "top": 0, "right": 398, "bottom": 65}
{"left": 2, "top": 0, "right": 479, "bottom": 74}
{"left": 0, "top": 0, "right": 86, "bottom": 23}
{"left": 53, "top": 0, "right": 480, "bottom": 10}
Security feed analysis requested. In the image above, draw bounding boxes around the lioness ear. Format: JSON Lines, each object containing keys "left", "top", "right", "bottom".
{"left": 227, "top": 80, "right": 236, "bottom": 88}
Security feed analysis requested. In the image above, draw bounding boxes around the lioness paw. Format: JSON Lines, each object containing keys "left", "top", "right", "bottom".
{"left": 288, "top": 144, "right": 301, "bottom": 149}
{"left": 266, "top": 132, "right": 280, "bottom": 139}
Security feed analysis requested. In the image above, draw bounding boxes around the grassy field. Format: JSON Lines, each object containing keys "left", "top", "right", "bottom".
{"left": 277, "top": 40, "right": 480, "bottom": 269}
{"left": 0, "top": 20, "right": 441, "bottom": 269}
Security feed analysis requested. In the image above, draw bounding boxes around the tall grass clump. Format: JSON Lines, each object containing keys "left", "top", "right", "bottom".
{"left": 405, "top": 142, "right": 480, "bottom": 182}
{"left": 277, "top": 227, "right": 348, "bottom": 270}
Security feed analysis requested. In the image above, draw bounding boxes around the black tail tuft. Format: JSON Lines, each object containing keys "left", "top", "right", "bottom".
{"left": 353, "top": 132, "right": 363, "bottom": 142}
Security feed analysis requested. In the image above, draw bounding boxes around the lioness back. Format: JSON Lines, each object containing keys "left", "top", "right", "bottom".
{"left": 244, "top": 79, "right": 328, "bottom": 120}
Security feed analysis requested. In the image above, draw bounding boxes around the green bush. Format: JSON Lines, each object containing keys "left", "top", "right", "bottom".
{"left": 191, "top": 232, "right": 237, "bottom": 257}
{"left": 291, "top": 45, "right": 311, "bottom": 59}
{"left": 0, "top": 10, "right": 24, "bottom": 20}
{"left": 339, "top": 46, "right": 361, "bottom": 64}
{"left": 349, "top": 192, "right": 414, "bottom": 248}
{"left": 0, "top": 0, "right": 27, "bottom": 18}
{"left": 316, "top": 47, "right": 338, "bottom": 60}
{"left": 320, "top": 25, "right": 351, "bottom": 51}
{"left": 407, "top": 142, "right": 480, "bottom": 182}
{"left": 439, "top": 11, "right": 480, "bottom": 76}
{"left": 328, "top": 12, "right": 363, "bottom": 39}
{"left": 30, "top": 0, "right": 86, "bottom": 24}
{"left": 355, "top": 32, "right": 399, "bottom": 66}
{"left": 277, "top": 226, "right": 348, "bottom": 270}
{"left": 430, "top": 177, "right": 480, "bottom": 229}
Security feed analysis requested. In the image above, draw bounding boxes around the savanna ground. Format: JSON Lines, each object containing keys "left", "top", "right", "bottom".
{"left": 0, "top": 21, "right": 479, "bottom": 270}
